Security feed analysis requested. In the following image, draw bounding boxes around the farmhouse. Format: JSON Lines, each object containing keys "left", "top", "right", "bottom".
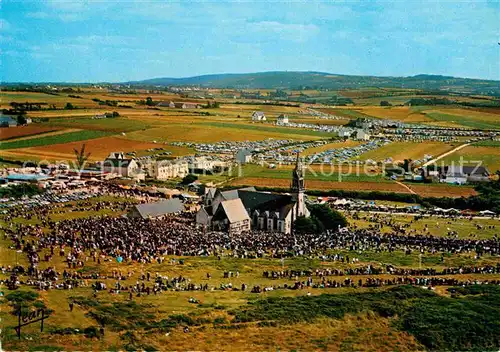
{"left": 102, "top": 152, "right": 145, "bottom": 180}
{"left": 196, "top": 154, "right": 310, "bottom": 234}
{"left": 276, "top": 114, "right": 289, "bottom": 125}
{"left": 252, "top": 111, "right": 266, "bottom": 121}
{"left": 354, "top": 118, "right": 373, "bottom": 129}
{"left": 337, "top": 127, "right": 352, "bottom": 138}
{"left": 129, "top": 198, "right": 184, "bottom": 219}
{"left": 151, "top": 160, "right": 189, "bottom": 180}
{"left": 356, "top": 129, "right": 371, "bottom": 141}
{"left": 443, "top": 165, "right": 490, "bottom": 184}
{"left": 235, "top": 148, "right": 253, "bottom": 164}
{"left": 157, "top": 101, "right": 201, "bottom": 109}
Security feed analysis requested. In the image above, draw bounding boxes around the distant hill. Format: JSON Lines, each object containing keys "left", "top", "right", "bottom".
{"left": 126, "top": 71, "right": 500, "bottom": 96}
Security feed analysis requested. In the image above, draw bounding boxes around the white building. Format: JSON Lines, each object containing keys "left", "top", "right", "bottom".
{"left": 102, "top": 152, "right": 145, "bottom": 181}
{"left": 152, "top": 160, "right": 189, "bottom": 180}
{"left": 337, "top": 127, "right": 352, "bottom": 138}
{"left": 188, "top": 156, "right": 216, "bottom": 172}
{"left": 356, "top": 129, "right": 371, "bottom": 141}
{"left": 276, "top": 114, "right": 289, "bottom": 125}
{"left": 252, "top": 111, "right": 266, "bottom": 121}
{"left": 235, "top": 148, "right": 253, "bottom": 164}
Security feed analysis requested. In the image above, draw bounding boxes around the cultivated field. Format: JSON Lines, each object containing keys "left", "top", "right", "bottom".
{"left": 357, "top": 141, "right": 458, "bottom": 163}
{"left": 0, "top": 126, "right": 59, "bottom": 141}
{"left": 301, "top": 140, "right": 362, "bottom": 156}
{"left": 231, "top": 176, "right": 477, "bottom": 198}
{"left": 231, "top": 177, "right": 411, "bottom": 193}
{"left": 5, "top": 137, "right": 191, "bottom": 161}
{"left": 439, "top": 145, "right": 500, "bottom": 172}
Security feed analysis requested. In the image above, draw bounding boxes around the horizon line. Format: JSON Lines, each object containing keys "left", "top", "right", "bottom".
{"left": 2, "top": 70, "right": 499, "bottom": 85}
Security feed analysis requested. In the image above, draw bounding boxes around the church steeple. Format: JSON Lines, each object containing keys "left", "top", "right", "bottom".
{"left": 291, "top": 153, "right": 305, "bottom": 192}
{"left": 291, "top": 153, "right": 306, "bottom": 216}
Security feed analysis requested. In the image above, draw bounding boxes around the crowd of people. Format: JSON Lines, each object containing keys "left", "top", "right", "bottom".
{"left": 4, "top": 214, "right": 500, "bottom": 273}
{"left": 263, "top": 263, "right": 500, "bottom": 279}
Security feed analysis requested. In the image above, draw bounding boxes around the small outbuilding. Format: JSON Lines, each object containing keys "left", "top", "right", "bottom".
{"left": 129, "top": 198, "right": 184, "bottom": 219}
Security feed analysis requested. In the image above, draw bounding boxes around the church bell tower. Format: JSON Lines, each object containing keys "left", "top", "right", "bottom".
{"left": 291, "top": 153, "right": 306, "bottom": 216}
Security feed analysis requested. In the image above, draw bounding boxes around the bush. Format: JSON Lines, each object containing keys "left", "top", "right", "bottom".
{"left": 309, "top": 204, "right": 347, "bottom": 230}
{"left": 232, "top": 285, "right": 500, "bottom": 351}
{"left": 181, "top": 174, "right": 198, "bottom": 185}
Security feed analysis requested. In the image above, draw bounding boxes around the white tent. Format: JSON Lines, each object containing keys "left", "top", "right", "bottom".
{"left": 479, "top": 210, "right": 496, "bottom": 215}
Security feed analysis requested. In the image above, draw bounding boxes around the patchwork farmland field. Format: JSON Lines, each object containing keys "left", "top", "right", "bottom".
{"left": 0, "top": 125, "right": 59, "bottom": 140}
{"left": 240, "top": 164, "right": 388, "bottom": 183}
{"left": 0, "top": 130, "right": 112, "bottom": 150}
{"left": 201, "top": 122, "right": 332, "bottom": 138}
{"left": 356, "top": 106, "right": 431, "bottom": 122}
{"left": 6, "top": 137, "right": 192, "bottom": 161}
{"left": 423, "top": 110, "right": 500, "bottom": 130}
{"left": 0, "top": 91, "right": 100, "bottom": 109}
{"left": 404, "top": 183, "right": 477, "bottom": 198}
{"left": 231, "top": 176, "right": 477, "bottom": 197}
{"left": 439, "top": 145, "right": 500, "bottom": 172}
{"left": 357, "top": 141, "right": 458, "bottom": 162}
{"left": 301, "top": 140, "right": 362, "bottom": 155}
{"left": 126, "top": 122, "right": 322, "bottom": 143}
{"left": 231, "top": 177, "right": 410, "bottom": 193}
{"left": 42, "top": 116, "right": 152, "bottom": 132}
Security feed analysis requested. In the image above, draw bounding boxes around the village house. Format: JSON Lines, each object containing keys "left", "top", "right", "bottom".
{"left": 251, "top": 111, "right": 266, "bottom": 121}
{"left": 235, "top": 148, "right": 253, "bottom": 164}
{"left": 443, "top": 165, "right": 490, "bottom": 184}
{"left": 356, "top": 129, "right": 371, "bottom": 141}
{"left": 354, "top": 118, "right": 373, "bottom": 129}
{"left": 151, "top": 160, "right": 189, "bottom": 180}
{"left": 102, "top": 152, "right": 145, "bottom": 181}
{"left": 196, "top": 154, "right": 310, "bottom": 234}
{"left": 276, "top": 114, "right": 289, "bottom": 125}
{"left": 157, "top": 101, "right": 201, "bottom": 109}
{"left": 337, "top": 127, "right": 352, "bottom": 138}
{"left": 188, "top": 156, "right": 216, "bottom": 173}
{"left": 188, "top": 156, "right": 230, "bottom": 173}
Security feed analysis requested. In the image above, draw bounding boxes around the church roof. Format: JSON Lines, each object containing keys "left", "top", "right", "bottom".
{"left": 238, "top": 190, "right": 291, "bottom": 211}
{"left": 134, "top": 198, "right": 184, "bottom": 219}
{"left": 220, "top": 199, "right": 250, "bottom": 223}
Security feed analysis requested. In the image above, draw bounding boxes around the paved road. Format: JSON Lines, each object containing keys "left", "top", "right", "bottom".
{"left": 422, "top": 143, "right": 471, "bottom": 167}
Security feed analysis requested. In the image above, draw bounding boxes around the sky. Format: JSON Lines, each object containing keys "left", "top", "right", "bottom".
{"left": 1, "top": 0, "right": 499, "bottom": 82}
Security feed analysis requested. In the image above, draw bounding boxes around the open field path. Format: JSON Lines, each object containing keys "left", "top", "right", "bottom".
{"left": 396, "top": 181, "right": 417, "bottom": 194}
{"left": 422, "top": 143, "right": 471, "bottom": 167}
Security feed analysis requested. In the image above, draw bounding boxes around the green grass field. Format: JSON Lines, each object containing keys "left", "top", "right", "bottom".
{"left": 473, "top": 140, "right": 500, "bottom": 147}
{"left": 1, "top": 196, "right": 500, "bottom": 351}
{"left": 201, "top": 122, "right": 333, "bottom": 138}
{"left": 241, "top": 164, "right": 389, "bottom": 183}
{"left": 439, "top": 145, "right": 500, "bottom": 172}
{"left": 0, "top": 130, "right": 113, "bottom": 150}
{"left": 41, "top": 117, "right": 151, "bottom": 133}
{"left": 424, "top": 111, "right": 500, "bottom": 130}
